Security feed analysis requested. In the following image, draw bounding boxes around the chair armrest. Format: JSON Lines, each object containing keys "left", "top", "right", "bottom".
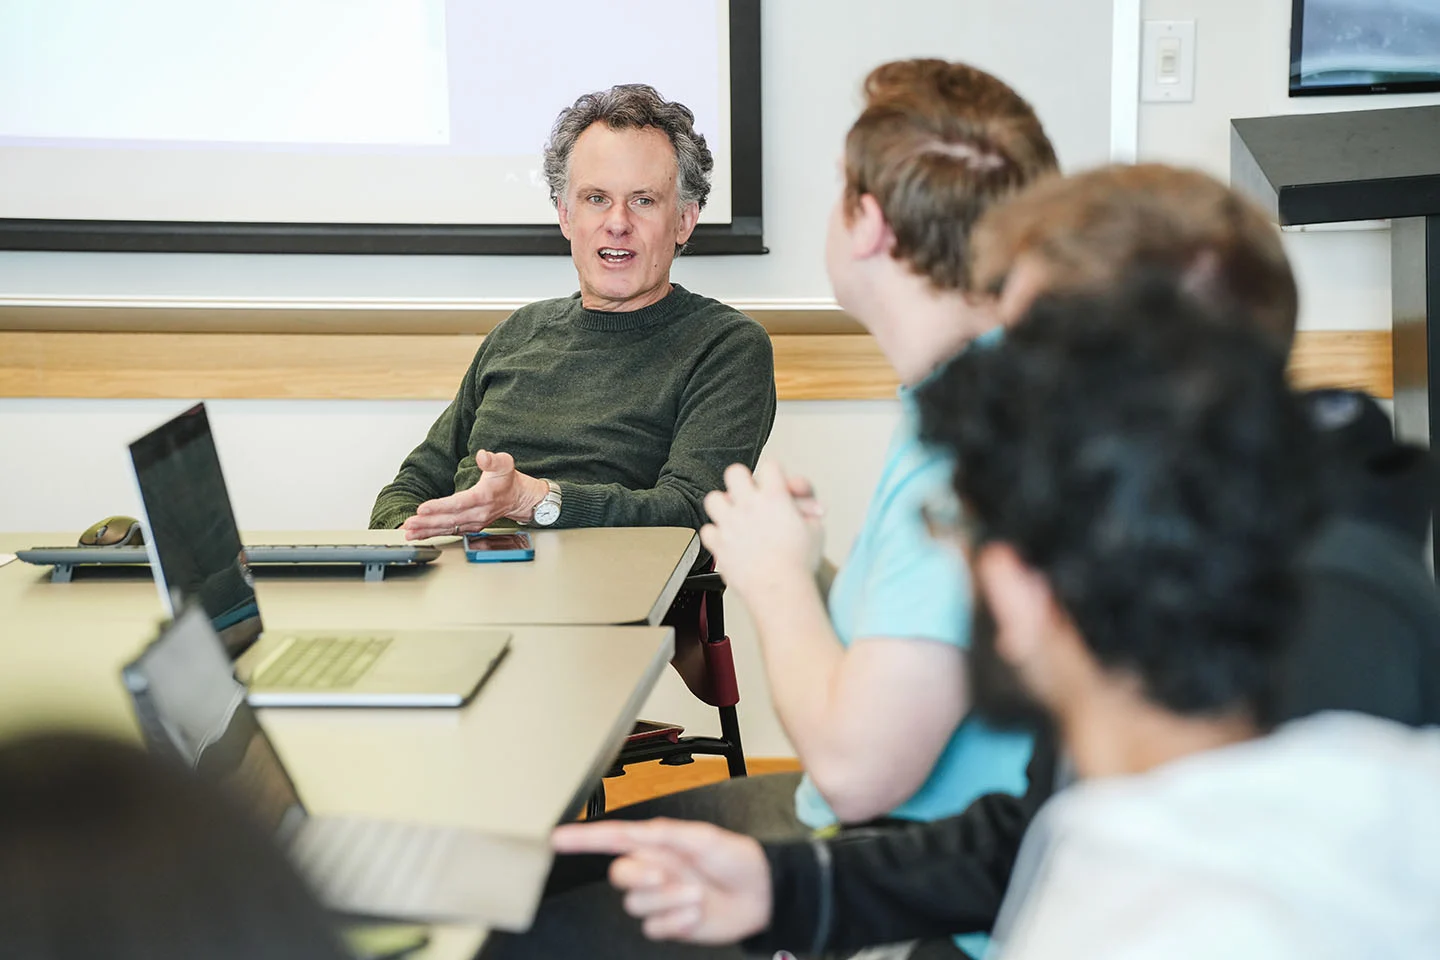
{"left": 683, "top": 572, "right": 726, "bottom": 593}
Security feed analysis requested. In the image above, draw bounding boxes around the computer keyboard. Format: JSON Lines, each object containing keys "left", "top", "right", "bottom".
{"left": 255, "top": 636, "right": 393, "bottom": 689}
{"left": 295, "top": 818, "right": 452, "bottom": 911}
{"left": 244, "top": 544, "right": 438, "bottom": 564}
{"left": 17, "top": 543, "right": 441, "bottom": 583}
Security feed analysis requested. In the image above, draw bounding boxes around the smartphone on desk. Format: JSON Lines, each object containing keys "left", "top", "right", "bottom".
{"left": 463, "top": 532, "right": 535, "bottom": 563}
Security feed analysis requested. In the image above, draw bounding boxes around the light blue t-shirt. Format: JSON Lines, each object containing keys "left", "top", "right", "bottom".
{"left": 792, "top": 384, "right": 1033, "bottom": 956}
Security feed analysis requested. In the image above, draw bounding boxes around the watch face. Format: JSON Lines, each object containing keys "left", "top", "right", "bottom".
{"left": 534, "top": 500, "right": 560, "bottom": 525}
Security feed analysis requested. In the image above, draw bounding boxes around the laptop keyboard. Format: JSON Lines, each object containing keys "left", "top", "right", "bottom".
{"left": 255, "top": 636, "right": 393, "bottom": 689}
{"left": 293, "top": 818, "right": 451, "bottom": 912}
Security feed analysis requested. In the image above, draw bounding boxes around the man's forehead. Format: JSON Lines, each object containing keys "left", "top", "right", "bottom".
{"left": 568, "top": 123, "right": 678, "bottom": 188}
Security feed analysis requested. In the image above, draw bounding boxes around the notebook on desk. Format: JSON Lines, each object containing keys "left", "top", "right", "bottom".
{"left": 127, "top": 401, "right": 509, "bottom": 709}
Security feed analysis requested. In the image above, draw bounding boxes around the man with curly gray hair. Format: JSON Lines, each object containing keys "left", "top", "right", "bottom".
{"left": 370, "top": 84, "right": 774, "bottom": 538}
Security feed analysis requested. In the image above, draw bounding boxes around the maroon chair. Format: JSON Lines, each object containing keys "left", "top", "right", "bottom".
{"left": 587, "top": 568, "right": 746, "bottom": 817}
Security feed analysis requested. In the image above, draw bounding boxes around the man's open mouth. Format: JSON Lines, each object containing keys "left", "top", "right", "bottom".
{"left": 599, "top": 247, "right": 636, "bottom": 264}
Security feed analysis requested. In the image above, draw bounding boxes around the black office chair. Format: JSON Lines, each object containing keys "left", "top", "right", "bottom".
{"left": 587, "top": 567, "right": 746, "bottom": 818}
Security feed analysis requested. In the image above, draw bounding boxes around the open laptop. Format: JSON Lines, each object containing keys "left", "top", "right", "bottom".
{"left": 123, "top": 605, "right": 551, "bottom": 928}
{"left": 130, "top": 403, "right": 509, "bottom": 708}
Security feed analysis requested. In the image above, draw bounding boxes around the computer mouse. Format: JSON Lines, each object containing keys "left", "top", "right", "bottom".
{"left": 79, "top": 515, "right": 145, "bottom": 547}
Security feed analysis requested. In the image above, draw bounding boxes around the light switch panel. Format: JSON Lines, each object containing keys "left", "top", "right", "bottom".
{"left": 1141, "top": 20, "right": 1196, "bottom": 103}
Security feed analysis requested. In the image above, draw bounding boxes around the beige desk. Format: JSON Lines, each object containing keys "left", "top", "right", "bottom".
{"left": 0, "top": 533, "right": 677, "bottom": 958}
{"left": 7, "top": 525, "right": 700, "bottom": 627}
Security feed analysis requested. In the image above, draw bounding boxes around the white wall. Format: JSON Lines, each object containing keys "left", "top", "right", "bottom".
{"left": 1139, "top": 0, "right": 1440, "bottom": 334}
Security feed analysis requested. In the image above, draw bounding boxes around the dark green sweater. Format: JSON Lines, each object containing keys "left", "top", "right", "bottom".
{"left": 369, "top": 285, "right": 776, "bottom": 531}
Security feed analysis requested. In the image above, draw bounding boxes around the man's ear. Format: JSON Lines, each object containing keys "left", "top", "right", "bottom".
{"left": 995, "top": 254, "right": 1053, "bottom": 326}
{"left": 676, "top": 201, "right": 701, "bottom": 245}
{"left": 850, "top": 193, "right": 893, "bottom": 260}
{"left": 557, "top": 198, "right": 573, "bottom": 241}
{"left": 974, "top": 541, "right": 1054, "bottom": 668}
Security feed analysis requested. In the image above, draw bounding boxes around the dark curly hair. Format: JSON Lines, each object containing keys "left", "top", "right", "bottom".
{"left": 917, "top": 278, "right": 1325, "bottom": 717}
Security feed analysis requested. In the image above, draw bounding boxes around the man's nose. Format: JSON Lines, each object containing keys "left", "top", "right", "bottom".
{"left": 604, "top": 204, "right": 633, "bottom": 236}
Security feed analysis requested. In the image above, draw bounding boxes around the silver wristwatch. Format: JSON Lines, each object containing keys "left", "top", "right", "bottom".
{"left": 531, "top": 479, "right": 562, "bottom": 526}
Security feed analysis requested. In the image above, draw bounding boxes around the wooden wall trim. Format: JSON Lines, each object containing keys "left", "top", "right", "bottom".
{"left": 0, "top": 329, "right": 1393, "bottom": 401}
{"left": 0, "top": 301, "right": 864, "bottom": 336}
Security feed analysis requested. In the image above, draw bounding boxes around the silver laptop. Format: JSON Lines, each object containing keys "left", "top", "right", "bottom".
{"left": 122, "top": 605, "right": 552, "bottom": 928}
{"left": 130, "top": 402, "right": 508, "bottom": 708}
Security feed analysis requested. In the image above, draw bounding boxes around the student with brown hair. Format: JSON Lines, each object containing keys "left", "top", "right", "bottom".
{"left": 971, "top": 163, "right": 1298, "bottom": 347}
{"left": 482, "top": 58, "right": 1058, "bottom": 960}
{"left": 685, "top": 57, "right": 1059, "bottom": 841}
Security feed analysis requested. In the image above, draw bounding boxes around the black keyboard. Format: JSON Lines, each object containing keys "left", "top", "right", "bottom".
{"left": 16, "top": 543, "right": 441, "bottom": 567}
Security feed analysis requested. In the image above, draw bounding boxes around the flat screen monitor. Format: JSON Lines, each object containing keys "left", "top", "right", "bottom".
{"left": 1291, "top": 0, "right": 1440, "bottom": 96}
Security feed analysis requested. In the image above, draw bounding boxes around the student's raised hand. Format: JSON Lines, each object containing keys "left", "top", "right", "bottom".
{"left": 701, "top": 463, "right": 825, "bottom": 599}
{"left": 401, "top": 450, "right": 549, "bottom": 539}
{"left": 551, "top": 818, "right": 772, "bottom": 944}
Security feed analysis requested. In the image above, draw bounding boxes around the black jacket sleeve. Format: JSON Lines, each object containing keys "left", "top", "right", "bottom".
{"left": 746, "top": 730, "right": 1056, "bottom": 956}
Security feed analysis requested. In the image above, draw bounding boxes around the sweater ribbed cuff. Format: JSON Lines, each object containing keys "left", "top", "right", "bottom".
{"left": 743, "top": 839, "right": 831, "bottom": 955}
{"left": 554, "top": 481, "right": 607, "bottom": 527}
{"left": 367, "top": 501, "right": 414, "bottom": 531}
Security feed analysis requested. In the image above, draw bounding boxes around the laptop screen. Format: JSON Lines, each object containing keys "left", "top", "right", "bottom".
{"left": 129, "top": 402, "right": 263, "bottom": 658}
{"left": 124, "top": 605, "right": 307, "bottom": 840}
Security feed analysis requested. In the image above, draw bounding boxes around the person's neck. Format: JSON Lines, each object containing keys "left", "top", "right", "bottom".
{"left": 581, "top": 282, "right": 674, "bottom": 313}
{"left": 1063, "top": 683, "right": 1260, "bottom": 781}
{"left": 860, "top": 274, "right": 996, "bottom": 385}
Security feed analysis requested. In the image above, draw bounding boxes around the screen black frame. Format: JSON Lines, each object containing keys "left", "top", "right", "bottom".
{"left": 0, "top": 0, "right": 764, "bottom": 256}
{"left": 1290, "top": 0, "right": 1440, "bottom": 97}
{"left": 130, "top": 402, "right": 265, "bottom": 658}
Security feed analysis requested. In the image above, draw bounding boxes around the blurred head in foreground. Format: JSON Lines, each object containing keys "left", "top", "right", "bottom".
{"left": 0, "top": 732, "right": 347, "bottom": 960}
{"left": 970, "top": 163, "right": 1298, "bottom": 352}
{"left": 918, "top": 278, "right": 1322, "bottom": 748}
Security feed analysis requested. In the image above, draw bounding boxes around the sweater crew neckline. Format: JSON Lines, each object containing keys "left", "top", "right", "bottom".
{"left": 571, "top": 284, "right": 693, "bottom": 332}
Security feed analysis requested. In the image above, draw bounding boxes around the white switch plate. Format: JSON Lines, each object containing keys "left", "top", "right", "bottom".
{"left": 1141, "top": 20, "right": 1195, "bottom": 103}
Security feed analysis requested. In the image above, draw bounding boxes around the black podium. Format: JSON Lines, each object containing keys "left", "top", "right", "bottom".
{"left": 1232, "top": 104, "right": 1440, "bottom": 568}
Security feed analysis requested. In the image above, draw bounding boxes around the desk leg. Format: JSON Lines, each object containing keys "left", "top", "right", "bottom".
{"left": 1392, "top": 215, "right": 1440, "bottom": 574}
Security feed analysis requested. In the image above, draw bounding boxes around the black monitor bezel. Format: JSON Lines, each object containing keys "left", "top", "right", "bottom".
{"left": 1290, "top": 0, "right": 1440, "bottom": 97}
{"left": 0, "top": 0, "right": 764, "bottom": 255}
{"left": 130, "top": 402, "right": 265, "bottom": 657}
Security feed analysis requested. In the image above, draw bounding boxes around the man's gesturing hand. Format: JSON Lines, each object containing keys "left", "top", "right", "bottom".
{"left": 401, "top": 450, "right": 549, "bottom": 540}
{"left": 551, "top": 818, "right": 773, "bottom": 945}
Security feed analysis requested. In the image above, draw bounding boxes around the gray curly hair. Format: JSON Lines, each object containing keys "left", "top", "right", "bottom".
{"left": 542, "top": 84, "right": 714, "bottom": 212}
